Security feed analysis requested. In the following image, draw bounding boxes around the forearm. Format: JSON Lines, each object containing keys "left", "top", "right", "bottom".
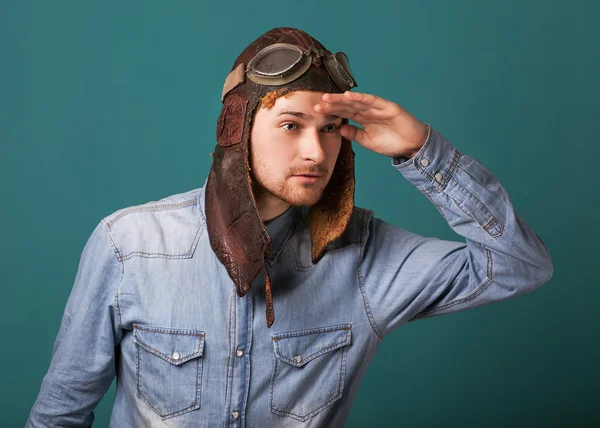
{"left": 392, "top": 125, "right": 553, "bottom": 317}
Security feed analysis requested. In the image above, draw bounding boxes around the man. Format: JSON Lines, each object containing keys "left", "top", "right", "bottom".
{"left": 27, "top": 27, "right": 553, "bottom": 427}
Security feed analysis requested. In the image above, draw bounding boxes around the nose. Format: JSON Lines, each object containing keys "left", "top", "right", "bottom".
{"left": 299, "top": 129, "right": 325, "bottom": 163}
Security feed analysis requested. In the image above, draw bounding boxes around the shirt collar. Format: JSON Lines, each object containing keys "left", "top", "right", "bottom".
{"left": 265, "top": 205, "right": 296, "bottom": 264}
{"left": 199, "top": 178, "right": 297, "bottom": 265}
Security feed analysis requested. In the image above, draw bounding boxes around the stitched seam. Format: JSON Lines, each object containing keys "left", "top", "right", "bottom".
{"left": 134, "top": 324, "right": 205, "bottom": 336}
{"left": 188, "top": 220, "right": 204, "bottom": 256}
{"left": 410, "top": 145, "right": 461, "bottom": 190}
{"left": 356, "top": 209, "right": 385, "bottom": 340}
{"left": 268, "top": 352, "right": 278, "bottom": 415}
{"left": 271, "top": 323, "right": 351, "bottom": 340}
{"left": 195, "top": 356, "right": 202, "bottom": 413}
{"left": 450, "top": 175, "right": 497, "bottom": 222}
{"left": 134, "top": 337, "right": 204, "bottom": 364}
{"left": 110, "top": 215, "right": 203, "bottom": 262}
{"left": 269, "top": 345, "right": 348, "bottom": 421}
{"left": 138, "top": 386, "right": 199, "bottom": 420}
{"left": 101, "top": 219, "right": 124, "bottom": 329}
{"left": 412, "top": 247, "right": 494, "bottom": 318}
{"left": 223, "top": 293, "right": 236, "bottom": 425}
{"left": 275, "top": 337, "right": 350, "bottom": 366}
{"left": 240, "top": 294, "right": 252, "bottom": 427}
{"left": 135, "top": 338, "right": 202, "bottom": 419}
{"left": 120, "top": 251, "right": 194, "bottom": 261}
{"left": 136, "top": 345, "right": 141, "bottom": 399}
{"left": 422, "top": 191, "right": 448, "bottom": 221}
{"left": 199, "top": 189, "right": 208, "bottom": 232}
{"left": 448, "top": 176, "right": 504, "bottom": 237}
{"left": 105, "top": 198, "right": 197, "bottom": 228}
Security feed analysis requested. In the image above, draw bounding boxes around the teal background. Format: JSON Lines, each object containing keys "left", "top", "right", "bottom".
{"left": 1, "top": 1, "right": 597, "bottom": 426}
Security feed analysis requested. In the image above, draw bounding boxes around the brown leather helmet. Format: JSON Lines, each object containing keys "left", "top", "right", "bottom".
{"left": 206, "top": 27, "right": 357, "bottom": 327}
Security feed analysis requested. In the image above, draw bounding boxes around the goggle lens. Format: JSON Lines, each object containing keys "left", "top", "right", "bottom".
{"left": 249, "top": 44, "right": 305, "bottom": 77}
{"left": 222, "top": 43, "right": 358, "bottom": 101}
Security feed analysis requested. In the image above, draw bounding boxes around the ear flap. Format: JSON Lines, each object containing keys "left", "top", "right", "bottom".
{"left": 309, "top": 134, "right": 356, "bottom": 263}
{"left": 217, "top": 93, "right": 248, "bottom": 147}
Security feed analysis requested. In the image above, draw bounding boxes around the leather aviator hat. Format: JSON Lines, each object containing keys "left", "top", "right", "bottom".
{"left": 206, "top": 27, "right": 359, "bottom": 328}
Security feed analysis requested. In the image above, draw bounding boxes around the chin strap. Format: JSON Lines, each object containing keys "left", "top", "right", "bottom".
{"left": 264, "top": 262, "right": 275, "bottom": 328}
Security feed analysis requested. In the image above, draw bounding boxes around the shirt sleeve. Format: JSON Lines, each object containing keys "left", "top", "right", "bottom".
{"left": 357, "top": 124, "right": 554, "bottom": 338}
{"left": 27, "top": 220, "right": 123, "bottom": 427}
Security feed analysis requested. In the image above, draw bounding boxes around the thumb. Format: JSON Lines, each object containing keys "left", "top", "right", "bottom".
{"left": 340, "top": 123, "right": 365, "bottom": 144}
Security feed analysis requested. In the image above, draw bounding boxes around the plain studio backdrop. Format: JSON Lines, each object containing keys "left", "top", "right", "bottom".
{"left": 1, "top": 1, "right": 597, "bottom": 426}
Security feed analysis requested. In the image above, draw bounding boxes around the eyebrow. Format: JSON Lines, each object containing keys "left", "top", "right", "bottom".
{"left": 277, "top": 110, "right": 341, "bottom": 122}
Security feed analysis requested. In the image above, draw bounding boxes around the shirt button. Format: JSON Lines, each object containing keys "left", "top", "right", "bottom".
{"left": 420, "top": 158, "right": 430, "bottom": 167}
{"left": 232, "top": 410, "right": 239, "bottom": 420}
{"left": 171, "top": 352, "right": 181, "bottom": 361}
{"left": 236, "top": 349, "right": 244, "bottom": 358}
{"left": 434, "top": 172, "right": 443, "bottom": 182}
{"left": 294, "top": 355, "right": 302, "bottom": 364}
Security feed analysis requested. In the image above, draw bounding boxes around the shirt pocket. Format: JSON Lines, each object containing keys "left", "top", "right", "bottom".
{"left": 133, "top": 324, "right": 205, "bottom": 420}
{"left": 269, "top": 323, "right": 352, "bottom": 422}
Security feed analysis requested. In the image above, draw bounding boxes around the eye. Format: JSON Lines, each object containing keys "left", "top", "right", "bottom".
{"left": 322, "top": 124, "right": 339, "bottom": 133}
{"left": 282, "top": 123, "right": 298, "bottom": 131}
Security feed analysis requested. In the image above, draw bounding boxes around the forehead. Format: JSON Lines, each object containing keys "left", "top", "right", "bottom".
{"left": 271, "top": 90, "right": 324, "bottom": 108}
{"left": 258, "top": 90, "right": 340, "bottom": 121}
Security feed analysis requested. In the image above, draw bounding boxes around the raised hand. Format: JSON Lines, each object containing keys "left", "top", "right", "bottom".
{"left": 314, "top": 91, "right": 429, "bottom": 159}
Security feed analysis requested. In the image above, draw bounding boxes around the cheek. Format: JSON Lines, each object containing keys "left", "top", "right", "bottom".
{"left": 326, "top": 138, "right": 343, "bottom": 167}
{"left": 250, "top": 130, "right": 293, "bottom": 172}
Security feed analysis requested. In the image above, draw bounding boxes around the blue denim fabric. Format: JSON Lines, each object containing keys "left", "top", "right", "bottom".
{"left": 27, "top": 125, "right": 553, "bottom": 427}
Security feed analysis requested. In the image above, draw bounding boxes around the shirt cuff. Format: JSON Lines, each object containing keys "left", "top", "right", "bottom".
{"left": 390, "top": 124, "right": 461, "bottom": 191}
{"left": 391, "top": 123, "right": 432, "bottom": 165}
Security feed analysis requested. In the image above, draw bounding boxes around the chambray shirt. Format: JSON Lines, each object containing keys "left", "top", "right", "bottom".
{"left": 27, "top": 124, "right": 553, "bottom": 427}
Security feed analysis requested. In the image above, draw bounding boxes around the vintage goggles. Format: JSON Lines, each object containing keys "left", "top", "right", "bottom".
{"left": 221, "top": 43, "right": 358, "bottom": 101}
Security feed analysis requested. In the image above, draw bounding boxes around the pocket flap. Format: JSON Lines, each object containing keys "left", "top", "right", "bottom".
{"left": 272, "top": 324, "right": 351, "bottom": 368}
{"left": 133, "top": 324, "right": 205, "bottom": 366}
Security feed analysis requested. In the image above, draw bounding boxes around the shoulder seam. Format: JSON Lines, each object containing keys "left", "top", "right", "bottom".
{"left": 100, "top": 218, "right": 125, "bottom": 329}
{"left": 104, "top": 196, "right": 199, "bottom": 229}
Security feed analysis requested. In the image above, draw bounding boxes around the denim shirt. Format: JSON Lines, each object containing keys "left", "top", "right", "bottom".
{"left": 27, "top": 125, "right": 553, "bottom": 427}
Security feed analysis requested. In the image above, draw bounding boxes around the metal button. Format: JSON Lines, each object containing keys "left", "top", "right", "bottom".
{"left": 236, "top": 349, "right": 243, "bottom": 358}
{"left": 171, "top": 352, "right": 181, "bottom": 361}
{"left": 434, "top": 172, "right": 443, "bottom": 182}
{"left": 294, "top": 355, "right": 302, "bottom": 364}
{"left": 232, "top": 410, "right": 239, "bottom": 420}
{"left": 420, "top": 158, "right": 430, "bottom": 167}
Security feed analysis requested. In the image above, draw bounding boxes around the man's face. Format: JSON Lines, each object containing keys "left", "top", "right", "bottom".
{"left": 249, "top": 90, "right": 344, "bottom": 208}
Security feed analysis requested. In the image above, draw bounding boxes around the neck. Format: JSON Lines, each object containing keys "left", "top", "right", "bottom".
{"left": 252, "top": 185, "right": 291, "bottom": 223}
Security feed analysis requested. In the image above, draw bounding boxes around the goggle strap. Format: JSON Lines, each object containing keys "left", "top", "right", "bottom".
{"left": 221, "top": 62, "right": 246, "bottom": 102}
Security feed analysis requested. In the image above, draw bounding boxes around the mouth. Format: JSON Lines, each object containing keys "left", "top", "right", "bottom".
{"left": 292, "top": 174, "right": 324, "bottom": 184}
{"left": 293, "top": 173, "right": 324, "bottom": 177}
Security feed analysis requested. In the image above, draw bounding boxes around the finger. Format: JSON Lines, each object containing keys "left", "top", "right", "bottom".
{"left": 314, "top": 103, "right": 363, "bottom": 120}
{"left": 340, "top": 123, "right": 366, "bottom": 144}
{"left": 317, "top": 98, "right": 371, "bottom": 112}
{"left": 344, "top": 91, "right": 390, "bottom": 110}
{"left": 315, "top": 101, "right": 391, "bottom": 121}
{"left": 323, "top": 91, "right": 388, "bottom": 110}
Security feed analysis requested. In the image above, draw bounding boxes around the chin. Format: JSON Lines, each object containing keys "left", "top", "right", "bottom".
{"left": 281, "top": 185, "right": 326, "bottom": 207}
{"left": 252, "top": 174, "right": 329, "bottom": 207}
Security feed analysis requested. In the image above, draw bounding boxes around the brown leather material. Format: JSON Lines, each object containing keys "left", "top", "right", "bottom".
{"left": 216, "top": 93, "right": 247, "bottom": 147}
{"left": 206, "top": 27, "right": 356, "bottom": 328}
